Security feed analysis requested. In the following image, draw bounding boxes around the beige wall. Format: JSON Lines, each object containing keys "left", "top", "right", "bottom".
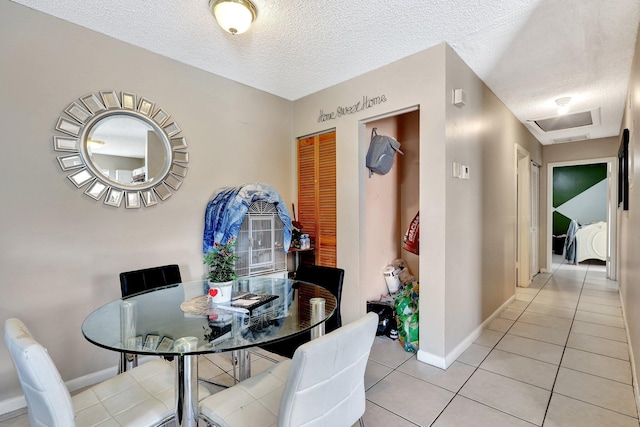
{"left": 539, "top": 137, "right": 619, "bottom": 272}
{"left": 620, "top": 23, "right": 640, "bottom": 405}
{"left": 0, "top": 2, "right": 293, "bottom": 405}
{"left": 442, "top": 45, "right": 541, "bottom": 363}
{"left": 292, "top": 43, "right": 542, "bottom": 367}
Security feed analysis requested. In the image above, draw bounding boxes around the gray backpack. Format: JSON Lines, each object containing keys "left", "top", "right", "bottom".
{"left": 366, "top": 128, "right": 404, "bottom": 177}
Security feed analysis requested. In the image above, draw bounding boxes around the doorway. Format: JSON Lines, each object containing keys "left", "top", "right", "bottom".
{"left": 516, "top": 145, "right": 540, "bottom": 288}
{"left": 546, "top": 158, "right": 617, "bottom": 279}
{"left": 359, "top": 106, "right": 420, "bottom": 301}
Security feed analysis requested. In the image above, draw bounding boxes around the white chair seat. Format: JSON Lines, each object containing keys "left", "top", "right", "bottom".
{"left": 200, "top": 360, "right": 291, "bottom": 427}
{"left": 4, "top": 318, "right": 214, "bottom": 427}
{"left": 73, "top": 359, "right": 176, "bottom": 426}
{"left": 200, "top": 312, "right": 378, "bottom": 427}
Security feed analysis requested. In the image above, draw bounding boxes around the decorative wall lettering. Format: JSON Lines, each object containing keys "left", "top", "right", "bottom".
{"left": 317, "top": 94, "right": 388, "bottom": 122}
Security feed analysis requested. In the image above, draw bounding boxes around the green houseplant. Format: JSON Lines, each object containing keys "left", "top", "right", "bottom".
{"left": 204, "top": 238, "right": 239, "bottom": 283}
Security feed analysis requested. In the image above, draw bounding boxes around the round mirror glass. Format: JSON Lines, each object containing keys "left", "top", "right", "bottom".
{"left": 85, "top": 114, "right": 170, "bottom": 189}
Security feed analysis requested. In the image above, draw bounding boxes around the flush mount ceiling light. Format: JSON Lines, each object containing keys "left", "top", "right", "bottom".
{"left": 210, "top": 0, "right": 257, "bottom": 35}
{"left": 555, "top": 97, "right": 572, "bottom": 115}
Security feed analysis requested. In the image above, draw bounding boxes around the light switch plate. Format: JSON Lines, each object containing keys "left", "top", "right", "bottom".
{"left": 452, "top": 162, "right": 461, "bottom": 178}
{"left": 461, "top": 165, "right": 470, "bottom": 180}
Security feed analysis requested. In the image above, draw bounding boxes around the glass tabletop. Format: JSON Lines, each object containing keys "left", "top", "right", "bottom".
{"left": 82, "top": 277, "right": 337, "bottom": 356}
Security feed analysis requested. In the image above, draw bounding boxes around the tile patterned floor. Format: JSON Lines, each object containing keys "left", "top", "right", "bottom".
{"left": 2, "top": 256, "right": 638, "bottom": 426}
{"left": 360, "top": 257, "right": 639, "bottom": 426}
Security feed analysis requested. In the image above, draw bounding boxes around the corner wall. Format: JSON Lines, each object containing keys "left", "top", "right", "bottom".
{"left": 292, "top": 43, "right": 542, "bottom": 367}
{"left": 441, "top": 45, "right": 541, "bottom": 364}
{"left": 0, "top": 2, "right": 293, "bottom": 405}
{"left": 293, "top": 44, "right": 448, "bottom": 357}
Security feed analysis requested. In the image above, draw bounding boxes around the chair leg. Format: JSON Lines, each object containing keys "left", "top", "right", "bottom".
{"left": 359, "top": 417, "right": 365, "bottom": 427}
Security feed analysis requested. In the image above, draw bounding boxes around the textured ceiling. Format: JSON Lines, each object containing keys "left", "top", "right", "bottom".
{"left": 10, "top": 0, "right": 640, "bottom": 144}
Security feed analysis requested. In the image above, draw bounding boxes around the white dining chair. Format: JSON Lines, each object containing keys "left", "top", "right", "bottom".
{"left": 199, "top": 312, "right": 379, "bottom": 427}
{"left": 3, "top": 317, "right": 214, "bottom": 427}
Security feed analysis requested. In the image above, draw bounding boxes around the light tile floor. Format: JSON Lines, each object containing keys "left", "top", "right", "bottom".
{"left": 2, "top": 256, "right": 638, "bottom": 426}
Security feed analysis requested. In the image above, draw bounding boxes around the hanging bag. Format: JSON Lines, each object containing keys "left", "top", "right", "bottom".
{"left": 403, "top": 211, "right": 419, "bottom": 255}
{"left": 366, "top": 128, "right": 404, "bottom": 177}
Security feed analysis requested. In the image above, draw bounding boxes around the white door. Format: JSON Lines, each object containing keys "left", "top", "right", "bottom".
{"left": 517, "top": 146, "right": 531, "bottom": 287}
{"left": 530, "top": 162, "right": 540, "bottom": 279}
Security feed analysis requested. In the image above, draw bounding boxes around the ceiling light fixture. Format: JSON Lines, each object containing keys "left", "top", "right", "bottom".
{"left": 555, "top": 97, "right": 572, "bottom": 115}
{"left": 210, "top": 0, "right": 257, "bottom": 35}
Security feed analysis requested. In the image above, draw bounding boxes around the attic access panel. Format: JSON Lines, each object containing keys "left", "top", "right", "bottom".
{"left": 534, "top": 111, "right": 593, "bottom": 132}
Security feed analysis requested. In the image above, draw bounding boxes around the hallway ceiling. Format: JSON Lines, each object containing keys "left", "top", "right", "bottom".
{"left": 11, "top": 0, "right": 640, "bottom": 145}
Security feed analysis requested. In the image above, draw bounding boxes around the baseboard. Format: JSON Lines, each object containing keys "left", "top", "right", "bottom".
{"left": 0, "top": 395, "right": 26, "bottom": 417}
{"left": 417, "top": 295, "right": 516, "bottom": 370}
{"left": 619, "top": 292, "right": 640, "bottom": 417}
{"left": 0, "top": 356, "right": 156, "bottom": 416}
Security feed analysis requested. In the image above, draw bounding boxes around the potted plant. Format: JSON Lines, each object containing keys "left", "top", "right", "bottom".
{"left": 203, "top": 238, "right": 239, "bottom": 303}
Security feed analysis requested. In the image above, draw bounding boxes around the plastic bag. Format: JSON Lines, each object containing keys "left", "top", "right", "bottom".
{"left": 393, "top": 281, "right": 419, "bottom": 352}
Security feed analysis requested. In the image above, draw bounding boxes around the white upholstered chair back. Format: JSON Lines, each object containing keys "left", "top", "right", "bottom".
{"left": 4, "top": 318, "right": 75, "bottom": 426}
{"left": 278, "top": 312, "right": 378, "bottom": 427}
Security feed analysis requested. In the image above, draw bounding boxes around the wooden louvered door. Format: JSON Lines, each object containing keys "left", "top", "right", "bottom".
{"left": 297, "top": 131, "right": 337, "bottom": 267}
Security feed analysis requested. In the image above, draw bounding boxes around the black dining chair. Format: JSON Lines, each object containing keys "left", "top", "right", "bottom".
{"left": 120, "top": 264, "right": 182, "bottom": 297}
{"left": 259, "top": 264, "right": 344, "bottom": 358}
{"left": 118, "top": 264, "right": 182, "bottom": 372}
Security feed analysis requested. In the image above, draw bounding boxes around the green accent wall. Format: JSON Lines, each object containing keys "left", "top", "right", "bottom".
{"left": 553, "top": 164, "right": 607, "bottom": 207}
{"left": 552, "top": 163, "right": 607, "bottom": 236}
{"left": 553, "top": 211, "right": 571, "bottom": 236}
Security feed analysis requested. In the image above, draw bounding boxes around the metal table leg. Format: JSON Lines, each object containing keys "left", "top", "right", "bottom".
{"left": 175, "top": 354, "right": 198, "bottom": 427}
{"left": 118, "top": 352, "right": 137, "bottom": 373}
{"left": 174, "top": 336, "right": 199, "bottom": 427}
{"left": 232, "top": 349, "right": 251, "bottom": 382}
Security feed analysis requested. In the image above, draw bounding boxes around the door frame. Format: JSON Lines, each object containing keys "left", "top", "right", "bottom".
{"left": 546, "top": 157, "right": 617, "bottom": 279}
{"left": 516, "top": 145, "right": 531, "bottom": 287}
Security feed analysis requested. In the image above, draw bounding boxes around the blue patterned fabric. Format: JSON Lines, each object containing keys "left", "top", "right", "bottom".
{"left": 203, "top": 183, "right": 292, "bottom": 254}
{"left": 563, "top": 219, "right": 579, "bottom": 265}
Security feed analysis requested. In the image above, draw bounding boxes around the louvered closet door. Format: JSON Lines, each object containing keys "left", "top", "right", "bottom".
{"left": 298, "top": 137, "right": 318, "bottom": 246}
{"left": 297, "top": 131, "right": 337, "bottom": 267}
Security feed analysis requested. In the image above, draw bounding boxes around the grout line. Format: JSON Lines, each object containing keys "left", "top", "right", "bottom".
{"left": 364, "top": 400, "right": 421, "bottom": 426}
{"left": 540, "top": 257, "right": 591, "bottom": 423}
{"left": 552, "top": 391, "right": 640, "bottom": 420}
{"left": 429, "top": 272, "right": 555, "bottom": 425}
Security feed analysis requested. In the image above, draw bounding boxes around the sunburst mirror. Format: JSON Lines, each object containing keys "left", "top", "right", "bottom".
{"left": 53, "top": 91, "right": 188, "bottom": 208}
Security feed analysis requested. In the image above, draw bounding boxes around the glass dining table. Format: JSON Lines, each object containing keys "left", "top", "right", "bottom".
{"left": 82, "top": 276, "right": 337, "bottom": 427}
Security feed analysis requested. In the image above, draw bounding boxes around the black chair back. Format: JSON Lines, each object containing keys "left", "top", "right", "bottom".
{"left": 120, "top": 264, "right": 182, "bottom": 297}
{"left": 260, "top": 264, "right": 344, "bottom": 358}
{"left": 294, "top": 264, "right": 344, "bottom": 331}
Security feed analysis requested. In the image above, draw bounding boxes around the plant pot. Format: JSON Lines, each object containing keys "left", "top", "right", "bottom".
{"left": 207, "top": 280, "right": 233, "bottom": 304}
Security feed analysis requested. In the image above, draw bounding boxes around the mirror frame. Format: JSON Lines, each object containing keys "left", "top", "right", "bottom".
{"left": 53, "top": 90, "right": 189, "bottom": 209}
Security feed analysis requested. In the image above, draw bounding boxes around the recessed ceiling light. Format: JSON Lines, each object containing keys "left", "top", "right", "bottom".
{"left": 555, "top": 97, "right": 571, "bottom": 115}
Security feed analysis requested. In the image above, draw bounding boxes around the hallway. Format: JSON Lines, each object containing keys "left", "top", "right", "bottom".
{"left": 362, "top": 256, "right": 638, "bottom": 426}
